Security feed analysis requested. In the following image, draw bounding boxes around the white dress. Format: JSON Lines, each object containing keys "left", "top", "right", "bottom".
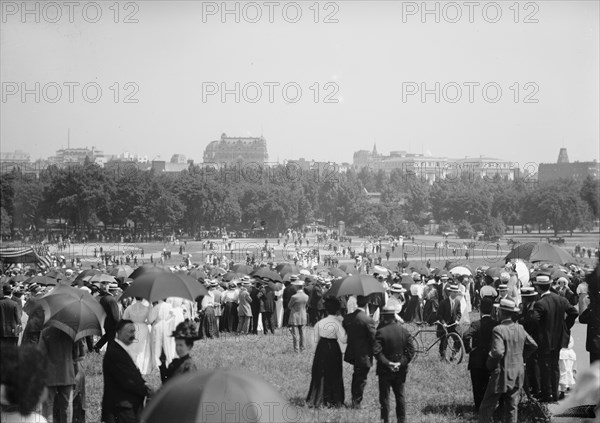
{"left": 148, "top": 300, "right": 176, "bottom": 368}
{"left": 123, "top": 300, "right": 154, "bottom": 375}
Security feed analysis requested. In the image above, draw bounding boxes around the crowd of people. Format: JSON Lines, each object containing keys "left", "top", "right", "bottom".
{"left": 0, "top": 245, "right": 599, "bottom": 423}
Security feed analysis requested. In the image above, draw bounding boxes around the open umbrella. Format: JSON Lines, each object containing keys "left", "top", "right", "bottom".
{"left": 130, "top": 264, "right": 169, "bottom": 280}
{"left": 486, "top": 267, "right": 503, "bottom": 279}
{"left": 222, "top": 272, "right": 244, "bottom": 282}
{"left": 110, "top": 265, "right": 134, "bottom": 278}
{"left": 74, "top": 269, "right": 101, "bottom": 284}
{"left": 327, "top": 274, "right": 385, "bottom": 297}
{"left": 399, "top": 275, "right": 414, "bottom": 290}
{"left": 28, "top": 274, "right": 59, "bottom": 286}
{"left": 209, "top": 267, "right": 227, "bottom": 277}
{"left": 328, "top": 267, "right": 347, "bottom": 278}
{"left": 449, "top": 266, "right": 472, "bottom": 276}
{"left": 140, "top": 369, "right": 294, "bottom": 423}
{"left": 231, "top": 264, "right": 253, "bottom": 275}
{"left": 88, "top": 273, "right": 117, "bottom": 284}
{"left": 36, "top": 285, "right": 106, "bottom": 341}
{"left": 511, "top": 259, "right": 530, "bottom": 286}
{"left": 505, "top": 242, "right": 572, "bottom": 265}
{"left": 251, "top": 267, "right": 282, "bottom": 282}
{"left": 373, "top": 265, "right": 389, "bottom": 275}
{"left": 188, "top": 269, "right": 207, "bottom": 281}
{"left": 123, "top": 272, "right": 208, "bottom": 302}
{"left": 411, "top": 265, "right": 430, "bottom": 277}
{"left": 45, "top": 270, "right": 64, "bottom": 280}
{"left": 337, "top": 264, "right": 353, "bottom": 273}
{"left": 276, "top": 263, "right": 300, "bottom": 277}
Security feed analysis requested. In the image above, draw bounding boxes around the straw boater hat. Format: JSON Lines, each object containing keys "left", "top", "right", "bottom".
{"left": 292, "top": 277, "right": 304, "bottom": 286}
{"left": 534, "top": 275, "right": 551, "bottom": 285}
{"left": 289, "top": 274, "right": 299, "bottom": 282}
{"left": 520, "top": 287, "right": 537, "bottom": 297}
{"left": 494, "top": 298, "right": 520, "bottom": 313}
{"left": 446, "top": 284, "right": 460, "bottom": 293}
{"left": 380, "top": 305, "right": 398, "bottom": 315}
{"left": 390, "top": 283, "right": 406, "bottom": 293}
{"left": 498, "top": 284, "right": 508, "bottom": 291}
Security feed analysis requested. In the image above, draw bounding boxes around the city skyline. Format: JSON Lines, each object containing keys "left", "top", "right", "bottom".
{"left": 2, "top": 1, "right": 599, "bottom": 167}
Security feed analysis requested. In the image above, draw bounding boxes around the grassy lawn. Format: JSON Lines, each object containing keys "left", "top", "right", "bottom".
{"left": 82, "top": 324, "right": 478, "bottom": 423}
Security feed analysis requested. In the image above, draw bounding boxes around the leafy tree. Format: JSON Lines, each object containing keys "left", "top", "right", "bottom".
{"left": 0, "top": 207, "right": 11, "bottom": 236}
{"left": 457, "top": 219, "right": 475, "bottom": 239}
{"left": 581, "top": 176, "right": 600, "bottom": 218}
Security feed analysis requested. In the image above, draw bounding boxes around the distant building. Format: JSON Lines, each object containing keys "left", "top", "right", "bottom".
{"left": 203, "top": 133, "right": 268, "bottom": 166}
{"left": 170, "top": 154, "right": 187, "bottom": 164}
{"left": 352, "top": 144, "right": 517, "bottom": 183}
{"left": 538, "top": 148, "right": 599, "bottom": 182}
{"left": 48, "top": 146, "right": 105, "bottom": 167}
{"left": 0, "top": 150, "right": 31, "bottom": 174}
{"left": 151, "top": 159, "right": 193, "bottom": 173}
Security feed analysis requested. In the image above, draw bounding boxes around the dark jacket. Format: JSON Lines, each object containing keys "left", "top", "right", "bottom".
{"left": 102, "top": 340, "right": 148, "bottom": 420}
{"left": 282, "top": 284, "right": 297, "bottom": 309}
{"left": 579, "top": 302, "right": 600, "bottom": 354}
{"left": 343, "top": 309, "right": 377, "bottom": 368}
{"left": 532, "top": 291, "right": 578, "bottom": 352}
{"left": 99, "top": 293, "right": 120, "bottom": 332}
{"left": 0, "top": 296, "right": 20, "bottom": 338}
{"left": 438, "top": 297, "right": 461, "bottom": 325}
{"left": 374, "top": 320, "right": 416, "bottom": 381}
{"left": 39, "top": 326, "right": 77, "bottom": 386}
{"left": 463, "top": 315, "right": 499, "bottom": 370}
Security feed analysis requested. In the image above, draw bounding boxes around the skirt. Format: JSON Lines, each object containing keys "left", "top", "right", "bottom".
{"left": 202, "top": 307, "right": 219, "bottom": 338}
{"left": 306, "top": 338, "right": 345, "bottom": 407}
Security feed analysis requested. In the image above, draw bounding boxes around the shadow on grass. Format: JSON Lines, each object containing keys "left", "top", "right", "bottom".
{"left": 422, "top": 403, "right": 476, "bottom": 416}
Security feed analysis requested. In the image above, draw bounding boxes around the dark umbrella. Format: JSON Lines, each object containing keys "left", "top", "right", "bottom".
{"left": 222, "top": 272, "right": 244, "bottom": 282}
{"left": 327, "top": 274, "right": 385, "bottom": 297}
{"left": 505, "top": 242, "right": 573, "bottom": 265}
{"left": 74, "top": 269, "right": 101, "bottom": 284}
{"left": 486, "top": 267, "right": 503, "bottom": 279}
{"left": 188, "top": 269, "right": 207, "bottom": 281}
{"left": 130, "top": 264, "right": 171, "bottom": 280}
{"left": 110, "top": 265, "right": 134, "bottom": 278}
{"left": 140, "top": 368, "right": 294, "bottom": 423}
{"left": 328, "top": 267, "right": 347, "bottom": 278}
{"left": 276, "top": 263, "right": 300, "bottom": 277}
{"left": 36, "top": 285, "right": 106, "bottom": 341}
{"left": 251, "top": 267, "right": 283, "bottom": 282}
{"left": 88, "top": 273, "right": 117, "bottom": 284}
{"left": 122, "top": 272, "right": 208, "bottom": 302}
{"left": 209, "top": 267, "right": 227, "bottom": 277}
{"left": 338, "top": 264, "right": 353, "bottom": 273}
{"left": 45, "top": 270, "right": 64, "bottom": 280}
{"left": 231, "top": 264, "right": 253, "bottom": 275}
{"left": 411, "top": 265, "right": 430, "bottom": 277}
{"left": 28, "top": 274, "right": 59, "bottom": 286}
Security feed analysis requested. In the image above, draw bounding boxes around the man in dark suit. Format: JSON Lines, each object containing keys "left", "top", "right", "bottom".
{"left": 531, "top": 274, "right": 578, "bottom": 402}
{"left": 374, "top": 306, "right": 416, "bottom": 423}
{"left": 0, "top": 284, "right": 20, "bottom": 355}
{"left": 438, "top": 284, "right": 462, "bottom": 360}
{"left": 462, "top": 297, "right": 498, "bottom": 410}
{"left": 94, "top": 283, "right": 120, "bottom": 352}
{"left": 249, "top": 278, "right": 262, "bottom": 335}
{"left": 518, "top": 286, "right": 541, "bottom": 396}
{"left": 343, "top": 295, "right": 377, "bottom": 408}
{"left": 102, "top": 319, "right": 152, "bottom": 423}
{"left": 282, "top": 276, "right": 299, "bottom": 328}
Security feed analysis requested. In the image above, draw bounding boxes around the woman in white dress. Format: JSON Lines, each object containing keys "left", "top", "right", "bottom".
{"left": 122, "top": 297, "right": 154, "bottom": 375}
{"left": 148, "top": 299, "right": 176, "bottom": 383}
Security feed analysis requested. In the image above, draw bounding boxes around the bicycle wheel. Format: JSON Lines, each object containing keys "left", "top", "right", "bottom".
{"left": 441, "top": 332, "right": 464, "bottom": 364}
{"left": 409, "top": 334, "right": 421, "bottom": 362}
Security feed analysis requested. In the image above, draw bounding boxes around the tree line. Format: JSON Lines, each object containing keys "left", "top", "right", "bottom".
{"left": 1, "top": 161, "right": 598, "bottom": 239}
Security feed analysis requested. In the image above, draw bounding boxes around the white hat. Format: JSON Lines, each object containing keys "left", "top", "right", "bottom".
{"left": 494, "top": 298, "right": 520, "bottom": 313}
{"left": 534, "top": 275, "right": 551, "bottom": 284}
{"left": 499, "top": 272, "right": 510, "bottom": 282}
{"left": 390, "top": 283, "right": 406, "bottom": 293}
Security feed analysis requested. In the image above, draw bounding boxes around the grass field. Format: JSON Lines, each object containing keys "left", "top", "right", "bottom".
{"left": 82, "top": 324, "right": 479, "bottom": 423}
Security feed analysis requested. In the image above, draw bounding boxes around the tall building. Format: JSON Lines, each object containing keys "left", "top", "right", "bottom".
{"left": 48, "top": 146, "right": 105, "bottom": 166}
{"left": 538, "top": 148, "right": 599, "bottom": 182}
{"left": 203, "top": 133, "right": 268, "bottom": 166}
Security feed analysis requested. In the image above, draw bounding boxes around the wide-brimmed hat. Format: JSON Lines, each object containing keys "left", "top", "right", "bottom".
{"left": 390, "top": 283, "right": 406, "bottom": 293}
{"left": 107, "top": 283, "right": 119, "bottom": 291}
{"left": 289, "top": 274, "right": 299, "bottom": 281}
{"left": 494, "top": 298, "right": 520, "bottom": 313}
{"left": 520, "top": 287, "right": 537, "bottom": 297}
{"left": 292, "top": 279, "right": 304, "bottom": 286}
{"left": 446, "top": 284, "right": 460, "bottom": 292}
{"left": 171, "top": 320, "right": 200, "bottom": 340}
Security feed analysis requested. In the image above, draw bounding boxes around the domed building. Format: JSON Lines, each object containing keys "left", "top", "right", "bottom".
{"left": 203, "top": 133, "right": 269, "bottom": 166}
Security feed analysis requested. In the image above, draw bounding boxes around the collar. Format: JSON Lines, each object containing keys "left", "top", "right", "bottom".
{"left": 501, "top": 318, "right": 513, "bottom": 324}
{"left": 115, "top": 338, "right": 129, "bottom": 351}
{"left": 541, "top": 290, "right": 551, "bottom": 297}
{"left": 481, "top": 314, "right": 491, "bottom": 318}
{"left": 356, "top": 307, "right": 367, "bottom": 314}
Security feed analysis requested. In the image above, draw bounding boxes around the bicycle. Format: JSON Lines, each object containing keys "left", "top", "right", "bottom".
{"left": 405, "top": 320, "right": 465, "bottom": 364}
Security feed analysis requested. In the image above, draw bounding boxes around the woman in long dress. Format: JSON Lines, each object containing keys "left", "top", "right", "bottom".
{"left": 148, "top": 299, "right": 176, "bottom": 382}
{"left": 122, "top": 297, "right": 154, "bottom": 375}
{"left": 306, "top": 297, "right": 347, "bottom": 408}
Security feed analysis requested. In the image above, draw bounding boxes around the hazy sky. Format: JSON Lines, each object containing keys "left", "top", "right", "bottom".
{"left": 1, "top": 1, "right": 599, "bottom": 169}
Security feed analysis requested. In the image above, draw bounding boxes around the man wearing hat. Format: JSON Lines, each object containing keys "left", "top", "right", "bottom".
{"left": 237, "top": 278, "right": 253, "bottom": 335}
{"left": 343, "top": 295, "right": 377, "bottom": 409}
{"left": 287, "top": 278, "right": 308, "bottom": 352}
{"left": 532, "top": 274, "right": 579, "bottom": 402}
{"left": 374, "top": 305, "right": 416, "bottom": 423}
{"left": 93, "top": 282, "right": 121, "bottom": 353}
{"left": 438, "top": 284, "right": 462, "bottom": 360}
{"left": 463, "top": 298, "right": 499, "bottom": 411}
{"left": 519, "top": 286, "right": 541, "bottom": 397}
{"left": 478, "top": 298, "right": 538, "bottom": 423}
{"left": 282, "top": 275, "right": 299, "bottom": 328}
{"left": 0, "top": 283, "right": 20, "bottom": 354}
